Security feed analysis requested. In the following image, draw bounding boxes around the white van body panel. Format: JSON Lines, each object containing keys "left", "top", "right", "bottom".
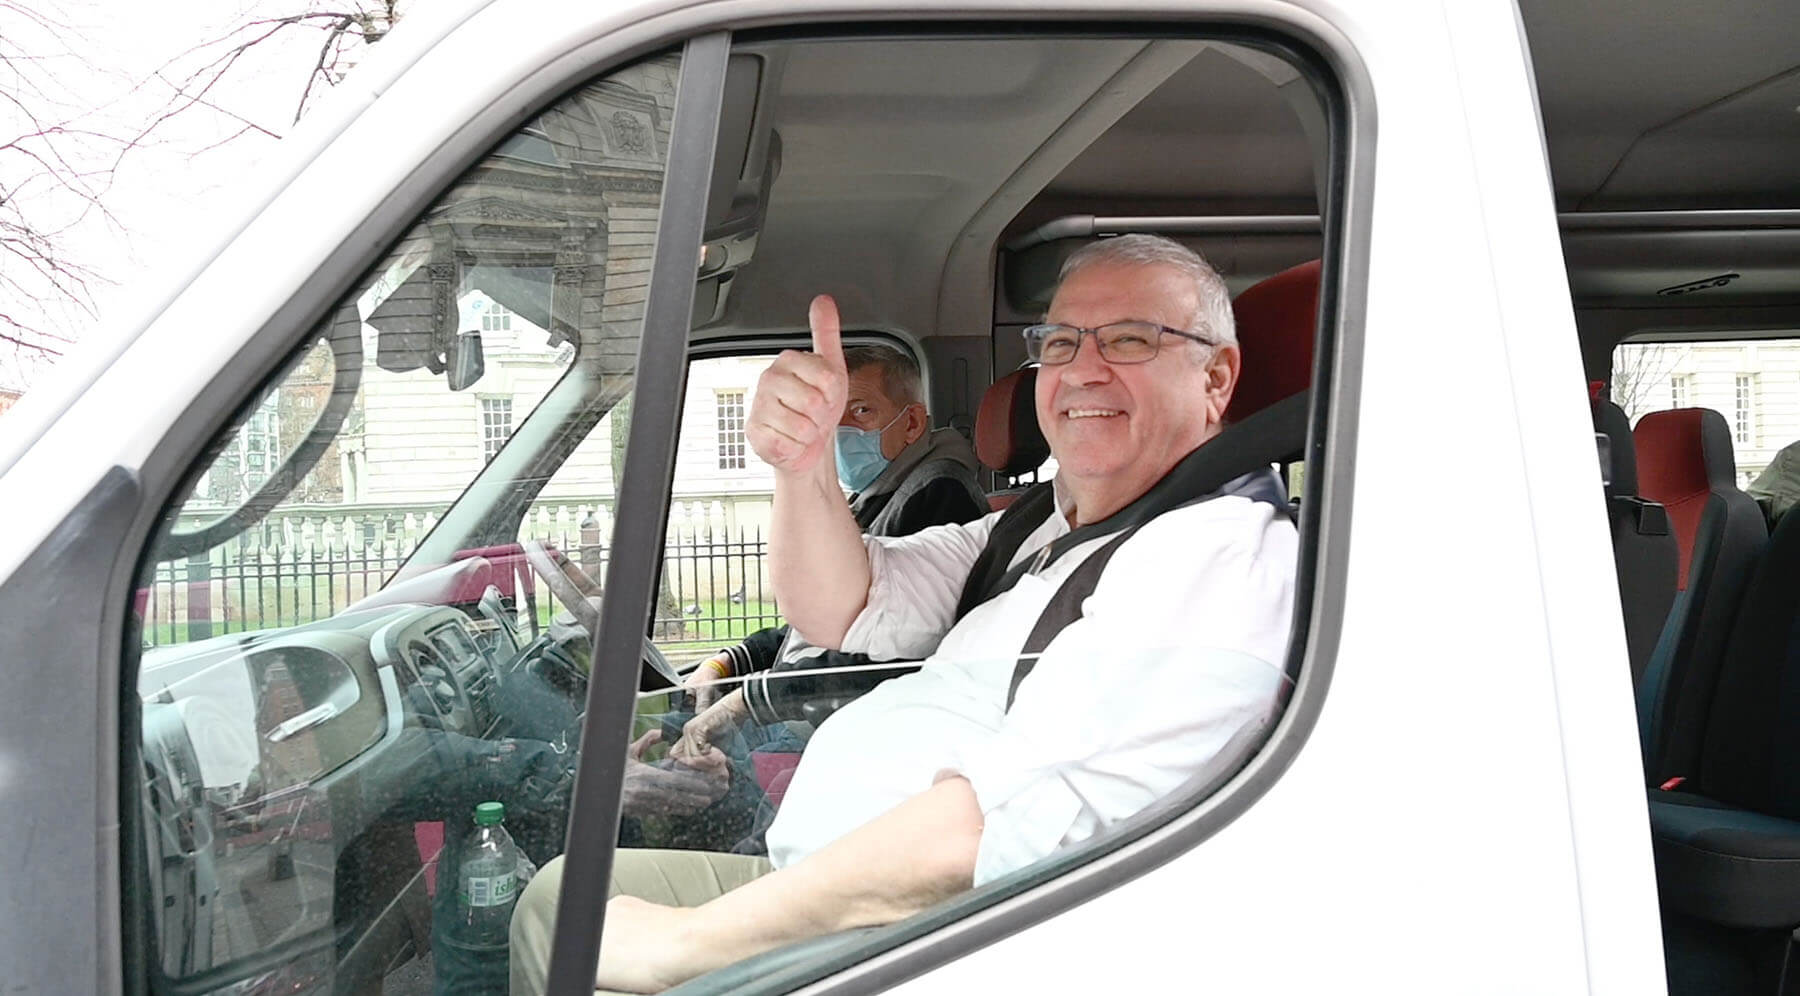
{"left": 0, "top": 0, "right": 1665, "bottom": 992}
{"left": 887, "top": 1, "right": 1663, "bottom": 993}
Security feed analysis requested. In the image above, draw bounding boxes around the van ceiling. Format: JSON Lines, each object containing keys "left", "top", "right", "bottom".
{"left": 713, "top": 14, "right": 1800, "bottom": 345}
{"left": 1519, "top": 0, "right": 1800, "bottom": 211}
{"left": 719, "top": 37, "right": 1318, "bottom": 342}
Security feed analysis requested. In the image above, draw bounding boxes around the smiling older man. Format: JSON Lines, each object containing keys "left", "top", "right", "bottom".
{"left": 509, "top": 234, "right": 1299, "bottom": 995}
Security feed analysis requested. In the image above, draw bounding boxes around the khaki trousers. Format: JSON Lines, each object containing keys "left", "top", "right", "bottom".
{"left": 508, "top": 848, "right": 774, "bottom": 996}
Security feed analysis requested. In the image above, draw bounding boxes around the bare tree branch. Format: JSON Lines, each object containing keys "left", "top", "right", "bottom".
{"left": 0, "top": 329, "right": 64, "bottom": 357}
{"left": 295, "top": 15, "right": 357, "bottom": 125}
{"left": 0, "top": 0, "right": 404, "bottom": 387}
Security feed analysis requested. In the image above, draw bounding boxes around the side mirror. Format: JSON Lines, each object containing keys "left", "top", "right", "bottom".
{"left": 447, "top": 328, "right": 485, "bottom": 391}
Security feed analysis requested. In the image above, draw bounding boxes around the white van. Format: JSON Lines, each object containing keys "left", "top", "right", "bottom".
{"left": 4, "top": 0, "right": 1797, "bottom": 993}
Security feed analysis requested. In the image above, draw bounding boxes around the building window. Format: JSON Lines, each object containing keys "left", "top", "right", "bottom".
{"left": 243, "top": 398, "right": 280, "bottom": 492}
{"left": 1734, "top": 375, "right": 1757, "bottom": 446}
{"left": 481, "top": 397, "right": 513, "bottom": 462}
{"left": 481, "top": 300, "right": 514, "bottom": 332}
{"left": 1669, "top": 374, "right": 1688, "bottom": 410}
{"left": 716, "top": 390, "right": 747, "bottom": 469}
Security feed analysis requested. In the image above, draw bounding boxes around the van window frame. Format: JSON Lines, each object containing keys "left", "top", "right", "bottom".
{"left": 100, "top": 10, "right": 1375, "bottom": 996}
{"left": 547, "top": 18, "right": 1372, "bottom": 996}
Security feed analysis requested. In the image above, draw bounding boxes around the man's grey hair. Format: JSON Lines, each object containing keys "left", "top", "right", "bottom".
{"left": 1057, "top": 233, "right": 1236, "bottom": 348}
{"left": 844, "top": 344, "right": 923, "bottom": 407}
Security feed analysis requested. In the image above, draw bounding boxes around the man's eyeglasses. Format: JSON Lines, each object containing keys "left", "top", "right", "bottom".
{"left": 1021, "top": 321, "right": 1217, "bottom": 366}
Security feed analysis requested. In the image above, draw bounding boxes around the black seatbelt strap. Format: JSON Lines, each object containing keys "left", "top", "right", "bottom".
{"left": 953, "top": 483, "right": 1058, "bottom": 622}
{"left": 1002, "top": 468, "right": 1290, "bottom": 713}
{"left": 1005, "top": 524, "right": 1140, "bottom": 710}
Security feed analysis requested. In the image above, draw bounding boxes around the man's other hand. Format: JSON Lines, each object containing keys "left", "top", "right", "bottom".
{"left": 747, "top": 294, "right": 849, "bottom": 475}
{"left": 671, "top": 689, "right": 750, "bottom": 761}
{"left": 620, "top": 729, "right": 729, "bottom": 818}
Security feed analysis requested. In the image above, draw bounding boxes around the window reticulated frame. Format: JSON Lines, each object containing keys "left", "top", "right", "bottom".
{"left": 715, "top": 389, "right": 747, "bottom": 469}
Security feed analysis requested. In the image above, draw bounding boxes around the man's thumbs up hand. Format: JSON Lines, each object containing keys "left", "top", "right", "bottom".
{"left": 746, "top": 294, "right": 852, "bottom": 476}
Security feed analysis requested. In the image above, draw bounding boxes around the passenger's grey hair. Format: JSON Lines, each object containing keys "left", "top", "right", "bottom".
{"left": 844, "top": 344, "right": 923, "bottom": 407}
{"left": 1057, "top": 233, "right": 1237, "bottom": 348}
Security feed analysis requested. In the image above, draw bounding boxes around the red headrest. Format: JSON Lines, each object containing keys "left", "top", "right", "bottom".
{"left": 975, "top": 367, "right": 1049, "bottom": 475}
{"left": 1636, "top": 408, "right": 1737, "bottom": 500}
{"left": 1635, "top": 407, "right": 1738, "bottom": 589}
{"left": 1225, "top": 259, "right": 1320, "bottom": 423}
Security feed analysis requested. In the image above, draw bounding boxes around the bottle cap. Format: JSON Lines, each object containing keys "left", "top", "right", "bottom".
{"left": 474, "top": 801, "right": 505, "bottom": 825}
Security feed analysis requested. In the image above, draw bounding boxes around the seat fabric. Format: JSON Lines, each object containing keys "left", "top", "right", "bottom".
{"left": 1650, "top": 511, "right": 1800, "bottom": 929}
{"left": 974, "top": 367, "right": 1048, "bottom": 480}
{"left": 1651, "top": 792, "right": 1800, "bottom": 928}
{"left": 1594, "top": 398, "right": 1678, "bottom": 687}
{"left": 1225, "top": 259, "right": 1318, "bottom": 426}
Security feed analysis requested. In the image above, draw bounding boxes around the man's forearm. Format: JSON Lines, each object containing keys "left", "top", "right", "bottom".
{"left": 693, "top": 776, "right": 982, "bottom": 969}
{"left": 768, "top": 459, "right": 872, "bottom": 648}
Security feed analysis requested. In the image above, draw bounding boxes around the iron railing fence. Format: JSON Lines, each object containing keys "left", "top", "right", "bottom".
{"left": 140, "top": 526, "right": 781, "bottom": 655}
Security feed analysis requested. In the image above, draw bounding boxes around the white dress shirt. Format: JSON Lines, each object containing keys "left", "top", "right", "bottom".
{"left": 764, "top": 488, "right": 1298, "bottom": 885}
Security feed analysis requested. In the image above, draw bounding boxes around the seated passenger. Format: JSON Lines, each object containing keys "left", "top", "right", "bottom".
{"left": 510, "top": 235, "right": 1298, "bottom": 995}
{"left": 1749, "top": 437, "right": 1800, "bottom": 525}
{"left": 617, "top": 346, "right": 986, "bottom": 848}
{"left": 680, "top": 343, "right": 988, "bottom": 720}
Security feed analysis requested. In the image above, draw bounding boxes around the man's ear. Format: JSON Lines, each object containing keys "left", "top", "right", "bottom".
{"left": 1204, "top": 344, "right": 1241, "bottom": 424}
{"left": 902, "top": 402, "right": 929, "bottom": 445}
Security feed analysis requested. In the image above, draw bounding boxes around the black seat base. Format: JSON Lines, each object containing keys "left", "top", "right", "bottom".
{"left": 1652, "top": 790, "right": 1800, "bottom": 929}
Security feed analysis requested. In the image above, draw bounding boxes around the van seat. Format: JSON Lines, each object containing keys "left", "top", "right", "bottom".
{"left": 974, "top": 367, "right": 1048, "bottom": 510}
{"left": 1226, "top": 259, "right": 1319, "bottom": 430}
{"left": 1594, "top": 398, "right": 1678, "bottom": 686}
{"left": 1634, "top": 408, "right": 1767, "bottom": 781}
{"left": 1649, "top": 509, "right": 1800, "bottom": 929}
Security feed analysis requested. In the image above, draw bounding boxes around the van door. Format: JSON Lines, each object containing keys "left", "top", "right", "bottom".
{"left": 0, "top": 1, "right": 1663, "bottom": 994}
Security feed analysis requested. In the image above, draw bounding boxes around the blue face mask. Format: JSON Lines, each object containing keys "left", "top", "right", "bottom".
{"left": 834, "top": 408, "right": 909, "bottom": 492}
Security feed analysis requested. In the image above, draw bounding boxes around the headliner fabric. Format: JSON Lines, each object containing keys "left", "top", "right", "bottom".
{"left": 1636, "top": 408, "right": 1737, "bottom": 589}
{"left": 1225, "top": 258, "right": 1319, "bottom": 425}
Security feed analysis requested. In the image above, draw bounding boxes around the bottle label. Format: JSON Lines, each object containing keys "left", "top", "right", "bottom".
{"left": 462, "top": 871, "right": 517, "bottom": 908}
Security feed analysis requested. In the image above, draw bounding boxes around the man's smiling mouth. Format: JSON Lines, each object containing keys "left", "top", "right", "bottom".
{"left": 1064, "top": 408, "right": 1123, "bottom": 419}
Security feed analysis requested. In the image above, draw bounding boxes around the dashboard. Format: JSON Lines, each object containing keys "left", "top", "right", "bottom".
{"left": 139, "top": 603, "right": 512, "bottom": 787}
{"left": 135, "top": 601, "right": 556, "bottom": 982}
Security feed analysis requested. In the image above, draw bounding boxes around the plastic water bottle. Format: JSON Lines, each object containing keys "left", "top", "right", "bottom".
{"left": 457, "top": 801, "right": 522, "bottom": 944}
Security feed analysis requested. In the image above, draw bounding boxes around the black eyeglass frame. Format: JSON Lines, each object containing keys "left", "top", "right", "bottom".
{"left": 1021, "top": 321, "right": 1220, "bottom": 365}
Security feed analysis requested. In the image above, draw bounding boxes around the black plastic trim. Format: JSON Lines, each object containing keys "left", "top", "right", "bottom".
{"left": 543, "top": 30, "right": 732, "bottom": 996}
{"left": 0, "top": 467, "right": 140, "bottom": 996}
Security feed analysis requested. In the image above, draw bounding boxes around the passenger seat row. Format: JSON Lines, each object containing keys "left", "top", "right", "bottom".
{"left": 1599, "top": 401, "right": 1800, "bottom": 945}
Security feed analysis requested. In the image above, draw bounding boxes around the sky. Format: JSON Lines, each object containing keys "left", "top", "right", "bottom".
{"left": 1, "top": 0, "right": 404, "bottom": 393}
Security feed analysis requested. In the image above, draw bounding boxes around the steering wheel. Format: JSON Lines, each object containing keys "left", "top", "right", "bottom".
{"left": 521, "top": 539, "right": 683, "bottom": 690}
